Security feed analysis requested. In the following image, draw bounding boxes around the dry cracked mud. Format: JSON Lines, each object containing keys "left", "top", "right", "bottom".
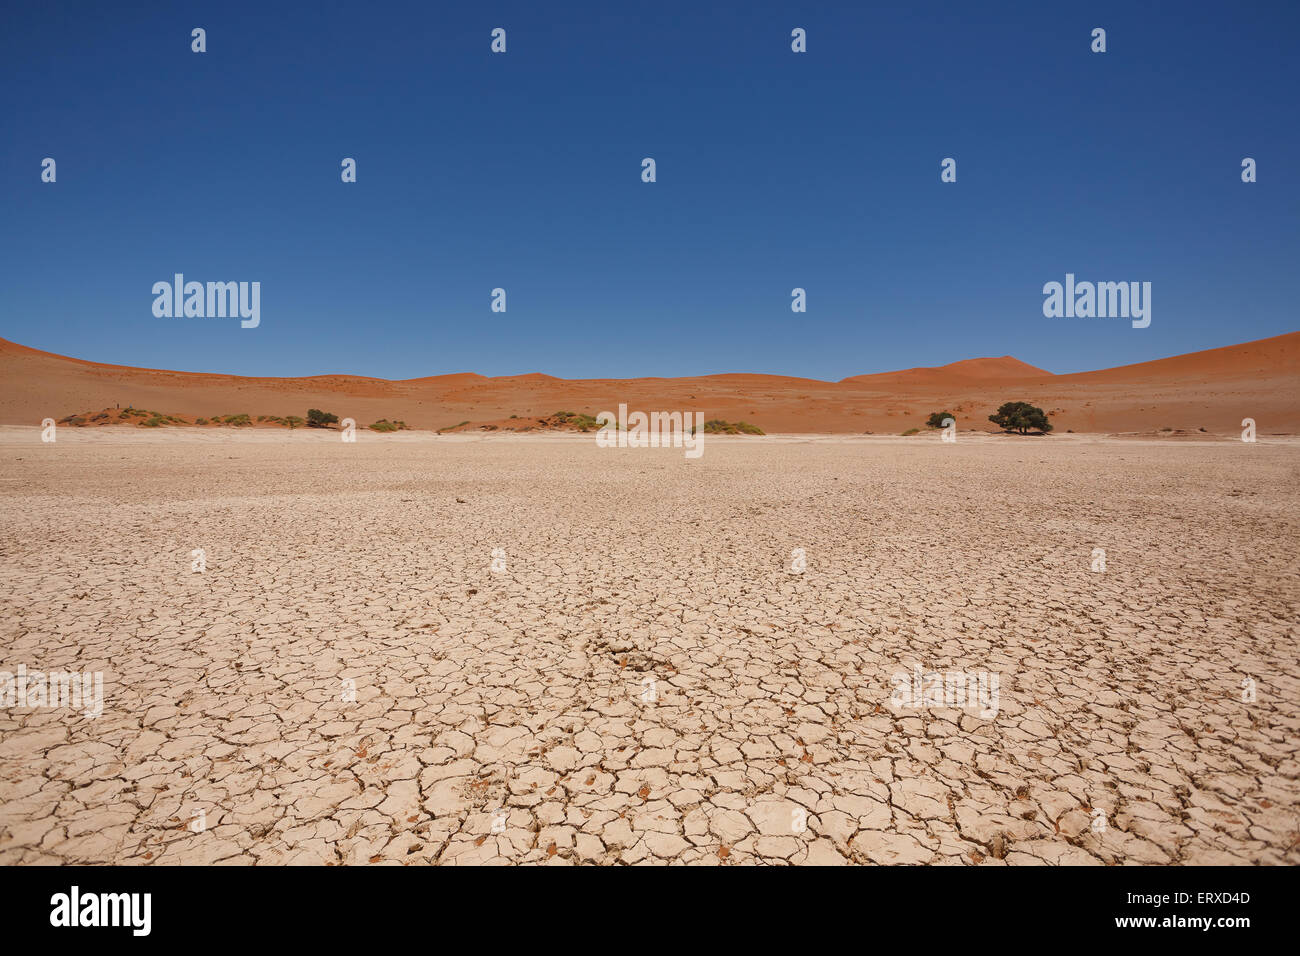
{"left": 0, "top": 430, "right": 1297, "bottom": 865}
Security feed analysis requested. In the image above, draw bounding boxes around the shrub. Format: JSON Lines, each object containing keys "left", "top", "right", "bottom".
{"left": 988, "top": 401, "right": 1052, "bottom": 434}
{"left": 307, "top": 408, "right": 339, "bottom": 428}
{"left": 926, "top": 411, "right": 954, "bottom": 429}
{"left": 700, "top": 419, "right": 766, "bottom": 435}
{"left": 901, "top": 427, "right": 921, "bottom": 436}
{"left": 284, "top": 416, "right": 305, "bottom": 430}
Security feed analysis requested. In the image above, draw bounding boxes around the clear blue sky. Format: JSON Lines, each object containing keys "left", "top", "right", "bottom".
{"left": 2, "top": 0, "right": 1296, "bottom": 380}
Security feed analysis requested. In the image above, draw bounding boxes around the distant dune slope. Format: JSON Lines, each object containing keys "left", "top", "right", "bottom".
{"left": 1, "top": 332, "right": 1296, "bottom": 434}
{"left": 839, "top": 355, "right": 1054, "bottom": 386}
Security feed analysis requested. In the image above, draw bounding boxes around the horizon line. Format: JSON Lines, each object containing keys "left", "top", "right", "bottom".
{"left": 3, "top": 330, "right": 1296, "bottom": 386}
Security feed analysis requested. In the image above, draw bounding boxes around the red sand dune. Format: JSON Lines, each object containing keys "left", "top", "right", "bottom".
{"left": 1, "top": 332, "right": 1296, "bottom": 435}
{"left": 840, "top": 356, "right": 1053, "bottom": 386}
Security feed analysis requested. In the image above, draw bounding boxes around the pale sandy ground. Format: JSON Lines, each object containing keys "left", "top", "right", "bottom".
{"left": 0, "top": 428, "right": 1297, "bottom": 865}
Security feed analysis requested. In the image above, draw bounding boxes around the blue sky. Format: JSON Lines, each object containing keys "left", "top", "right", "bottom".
{"left": 2, "top": 0, "right": 1296, "bottom": 380}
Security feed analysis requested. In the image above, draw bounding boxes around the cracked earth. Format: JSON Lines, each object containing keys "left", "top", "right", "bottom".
{"left": 0, "top": 430, "right": 1297, "bottom": 865}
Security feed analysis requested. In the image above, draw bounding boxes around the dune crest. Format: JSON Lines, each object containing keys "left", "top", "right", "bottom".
{"left": 1, "top": 332, "right": 1296, "bottom": 435}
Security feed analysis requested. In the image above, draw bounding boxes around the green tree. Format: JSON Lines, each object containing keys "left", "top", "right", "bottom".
{"left": 926, "top": 411, "right": 954, "bottom": 429}
{"left": 988, "top": 401, "right": 1052, "bottom": 434}
{"left": 306, "top": 408, "right": 339, "bottom": 428}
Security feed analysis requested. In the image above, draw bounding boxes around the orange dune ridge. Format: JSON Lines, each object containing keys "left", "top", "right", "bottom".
{"left": 0, "top": 332, "right": 1296, "bottom": 435}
